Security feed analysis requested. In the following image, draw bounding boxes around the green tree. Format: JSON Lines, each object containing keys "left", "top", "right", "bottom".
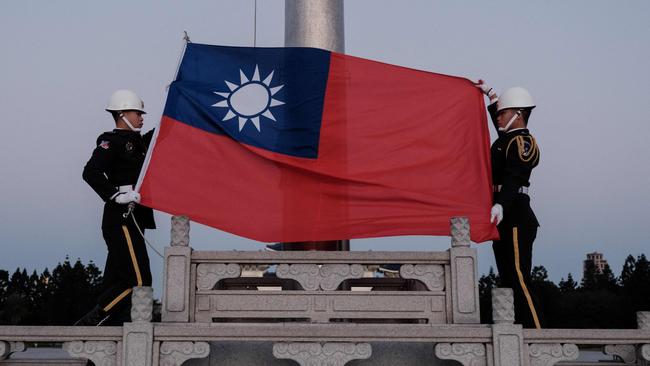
{"left": 558, "top": 273, "right": 577, "bottom": 292}
{"left": 581, "top": 260, "right": 598, "bottom": 290}
{"left": 595, "top": 264, "right": 618, "bottom": 292}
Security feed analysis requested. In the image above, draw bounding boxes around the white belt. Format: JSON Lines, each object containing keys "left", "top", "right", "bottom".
{"left": 493, "top": 185, "right": 529, "bottom": 194}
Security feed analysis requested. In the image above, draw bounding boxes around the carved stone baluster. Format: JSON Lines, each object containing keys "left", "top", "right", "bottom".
{"left": 528, "top": 344, "right": 579, "bottom": 366}
{"left": 276, "top": 264, "right": 365, "bottom": 291}
{"left": 319, "top": 264, "right": 364, "bottom": 290}
{"left": 123, "top": 286, "right": 154, "bottom": 366}
{"left": 492, "top": 288, "right": 515, "bottom": 324}
{"left": 449, "top": 217, "right": 480, "bottom": 323}
{"left": 400, "top": 264, "right": 445, "bottom": 291}
{"left": 434, "top": 343, "right": 486, "bottom": 366}
{"left": 159, "top": 341, "right": 210, "bottom": 366}
{"left": 196, "top": 263, "right": 242, "bottom": 290}
{"left": 63, "top": 341, "right": 118, "bottom": 366}
{"left": 638, "top": 312, "right": 650, "bottom": 364}
{"left": 641, "top": 344, "right": 650, "bottom": 363}
{"left": 490, "top": 288, "right": 526, "bottom": 366}
{"left": 604, "top": 344, "right": 636, "bottom": 364}
{"left": 639, "top": 311, "right": 650, "bottom": 329}
{"left": 276, "top": 264, "right": 321, "bottom": 290}
{"left": 451, "top": 217, "right": 471, "bottom": 247}
{"left": 273, "top": 342, "right": 371, "bottom": 366}
{"left": 0, "top": 341, "right": 25, "bottom": 360}
{"left": 163, "top": 215, "right": 192, "bottom": 322}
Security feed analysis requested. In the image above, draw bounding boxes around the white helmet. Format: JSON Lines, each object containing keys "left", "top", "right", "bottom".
{"left": 497, "top": 87, "right": 535, "bottom": 112}
{"left": 106, "top": 89, "right": 146, "bottom": 113}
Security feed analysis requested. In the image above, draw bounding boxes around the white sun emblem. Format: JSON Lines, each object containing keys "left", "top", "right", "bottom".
{"left": 212, "top": 65, "right": 284, "bottom": 132}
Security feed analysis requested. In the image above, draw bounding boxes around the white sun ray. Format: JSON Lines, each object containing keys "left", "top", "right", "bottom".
{"left": 261, "top": 110, "right": 276, "bottom": 121}
{"left": 212, "top": 100, "right": 228, "bottom": 107}
{"left": 250, "top": 117, "right": 261, "bottom": 131}
{"left": 262, "top": 71, "right": 274, "bottom": 86}
{"left": 270, "top": 85, "right": 284, "bottom": 96}
{"left": 224, "top": 80, "right": 238, "bottom": 91}
{"left": 252, "top": 66, "right": 260, "bottom": 81}
{"left": 238, "top": 117, "right": 247, "bottom": 131}
{"left": 239, "top": 69, "right": 249, "bottom": 84}
{"left": 223, "top": 110, "right": 236, "bottom": 121}
{"left": 214, "top": 91, "right": 230, "bottom": 99}
{"left": 270, "top": 99, "right": 285, "bottom": 107}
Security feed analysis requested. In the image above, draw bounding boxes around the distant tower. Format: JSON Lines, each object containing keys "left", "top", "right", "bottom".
{"left": 584, "top": 251, "right": 608, "bottom": 274}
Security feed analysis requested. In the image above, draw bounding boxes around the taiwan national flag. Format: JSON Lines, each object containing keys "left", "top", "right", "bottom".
{"left": 137, "top": 43, "right": 498, "bottom": 243}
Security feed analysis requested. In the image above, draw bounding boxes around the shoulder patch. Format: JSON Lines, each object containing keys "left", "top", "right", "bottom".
{"left": 99, "top": 140, "right": 110, "bottom": 149}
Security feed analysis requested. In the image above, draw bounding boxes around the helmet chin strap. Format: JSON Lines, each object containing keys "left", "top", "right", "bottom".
{"left": 120, "top": 113, "right": 141, "bottom": 132}
{"left": 499, "top": 109, "right": 522, "bottom": 132}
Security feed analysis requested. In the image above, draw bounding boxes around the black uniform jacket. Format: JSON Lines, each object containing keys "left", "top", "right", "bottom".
{"left": 488, "top": 103, "right": 540, "bottom": 227}
{"left": 83, "top": 129, "right": 156, "bottom": 229}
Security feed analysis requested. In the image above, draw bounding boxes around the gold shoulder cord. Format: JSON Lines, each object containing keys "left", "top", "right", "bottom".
{"left": 506, "top": 136, "right": 539, "bottom": 164}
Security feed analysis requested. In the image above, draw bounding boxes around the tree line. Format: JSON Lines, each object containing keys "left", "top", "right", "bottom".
{"left": 479, "top": 254, "right": 650, "bottom": 328}
{"left": 0, "top": 257, "right": 103, "bottom": 325}
{"left": 0, "top": 254, "right": 648, "bottom": 327}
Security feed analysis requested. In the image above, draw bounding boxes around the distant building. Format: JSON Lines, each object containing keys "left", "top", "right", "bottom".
{"left": 584, "top": 252, "right": 608, "bottom": 274}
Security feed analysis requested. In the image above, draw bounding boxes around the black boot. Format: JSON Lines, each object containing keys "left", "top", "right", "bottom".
{"left": 74, "top": 305, "right": 109, "bottom": 326}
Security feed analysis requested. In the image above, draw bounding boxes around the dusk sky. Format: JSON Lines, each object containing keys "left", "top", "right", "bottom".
{"left": 1, "top": 1, "right": 648, "bottom": 296}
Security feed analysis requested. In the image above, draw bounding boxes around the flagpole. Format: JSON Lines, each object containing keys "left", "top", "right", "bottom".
{"left": 134, "top": 32, "right": 191, "bottom": 194}
{"left": 284, "top": 0, "right": 349, "bottom": 251}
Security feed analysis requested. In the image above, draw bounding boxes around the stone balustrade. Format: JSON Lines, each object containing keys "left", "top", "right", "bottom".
{"left": 162, "top": 216, "right": 481, "bottom": 325}
{"left": 1, "top": 287, "right": 649, "bottom": 365}
{"left": 1, "top": 216, "right": 649, "bottom": 365}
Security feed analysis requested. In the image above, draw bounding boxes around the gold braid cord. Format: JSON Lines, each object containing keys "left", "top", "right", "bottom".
{"left": 505, "top": 135, "right": 539, "bottom": 165}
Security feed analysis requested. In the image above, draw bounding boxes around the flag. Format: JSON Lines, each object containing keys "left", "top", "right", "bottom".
{"left": 138, "top": 43, "right": 498, "bottom": 243}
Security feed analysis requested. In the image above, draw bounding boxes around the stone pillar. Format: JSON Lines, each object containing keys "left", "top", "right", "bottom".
{"left": 162, "top": 215, "right": 192, "bottom": 322}
{"left": 123, "top": 286, "right": 154, "bottom": 366}
{"left": 449, "top": 217, "right": 480, "bottom": 323}
{"left": 637, "top": 312, "right": 650, "bottom": 364}
{"left": 491, "top": 288, "right": 527, "bottom": 366}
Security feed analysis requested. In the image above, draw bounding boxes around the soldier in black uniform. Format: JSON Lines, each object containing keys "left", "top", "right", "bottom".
{"left": 477, "top": 81, "right": 543, "bottom": 329}
{"left": 76, "top": 89, "right": 155, "bottom": 326}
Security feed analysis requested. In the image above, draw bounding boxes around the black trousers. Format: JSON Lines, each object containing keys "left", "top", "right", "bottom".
{"left": 492, "top": 218, "right": 543, "bottom": 329}
{"left": 98, "top": 221, "right": 152, "bottom": 317}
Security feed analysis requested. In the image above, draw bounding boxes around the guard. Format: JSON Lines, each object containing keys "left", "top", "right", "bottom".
{"left": 76, "top": 90, "right": 156, "bottom": 326}
{"left": 477, "top": 81, "right": 543, "bottom": 329}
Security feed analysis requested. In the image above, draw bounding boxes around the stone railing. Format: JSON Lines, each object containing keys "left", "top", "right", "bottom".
{"left": 1, "top": 215, "right": 649, "bottom": 365}
{"left": 2, "top": 287, "right": 650, "bottom": 365}
{"left": 162, "top": 216, "right": 481, "bottom": 325}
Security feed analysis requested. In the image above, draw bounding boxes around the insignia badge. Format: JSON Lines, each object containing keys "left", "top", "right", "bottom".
{"left": 99, "top": 140, "right": 110, "bottom": 149}
{"left": 125, "top": 142, "right": 134, "bottom": 152}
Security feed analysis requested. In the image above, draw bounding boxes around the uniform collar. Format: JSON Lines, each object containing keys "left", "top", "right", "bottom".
{"left": 113, "top": 128, "right": 141, "bottom": 137}
{"left": 505, "top": 128, "right": 529, "bottom": 135}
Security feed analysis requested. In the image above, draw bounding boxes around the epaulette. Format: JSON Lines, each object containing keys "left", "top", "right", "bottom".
{"left": 505, "top": 134, "right": 539, "bottom": 165}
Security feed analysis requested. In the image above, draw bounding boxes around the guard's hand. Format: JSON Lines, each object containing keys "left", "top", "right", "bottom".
{"left": 475, "top": 79, "right": 497, "bottom": 100}
{"left": 490, "top": 204, "right": 503, "bottom": 225}
{"left": 114, "top": 191, "right": 141, "bottom": 205}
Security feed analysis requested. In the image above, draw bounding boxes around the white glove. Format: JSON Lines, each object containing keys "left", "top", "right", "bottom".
{"left": 490, "top": 204, "right": 503, "bottom": 225}
{"left": 475, "top": 79, "right": 497, "bottom": 100}
{"left": 114, "top": 191, "right": 141, "bottom": 204}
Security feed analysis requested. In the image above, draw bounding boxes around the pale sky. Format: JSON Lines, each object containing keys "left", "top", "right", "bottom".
{"left": 1, "top": 1, "right": 649, "bottom": 297}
